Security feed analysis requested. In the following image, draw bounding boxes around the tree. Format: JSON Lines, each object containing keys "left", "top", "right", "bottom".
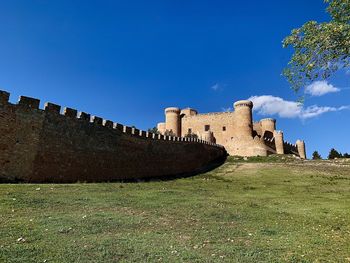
{"left": 148, "top": 127, "right": 160, "bottom": 134}
{"left": 164, "top": 130, "right": 175, "bottom": 136}
{"left": 283, "top": 0, "right": 350, "bottom": 92}
{"left": 328, "top": 148, "right": 342, "bottom": 159}
{"left": 312, "top": 151, "right": 322, "bottom": 160}
{"left": 184, "top": 132, "right": 198, "bottom": 139}
{"left": 343, "top": 152, "right": 350, "bottom": 158}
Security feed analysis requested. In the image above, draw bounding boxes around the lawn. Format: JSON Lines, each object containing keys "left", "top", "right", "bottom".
{"left": 1, "top": 156, "right": 349, "bottom": 262}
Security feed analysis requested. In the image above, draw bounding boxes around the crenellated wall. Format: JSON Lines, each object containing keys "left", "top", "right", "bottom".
{"left": 158, "top": 100, "right": 306, "bottom": 158}
{"left": 283, "top": 141, "right": 299, "bottom": 156}
{"left": 0, "top": 90, "right": 227, "bottom": 183}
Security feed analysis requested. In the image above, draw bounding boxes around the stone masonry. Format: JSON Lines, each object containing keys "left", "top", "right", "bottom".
{"left": 0, "top": 90, "right": 227, "bottom": 183}
{"left": 157, "top": 100, "right": 306, "bottom": 158}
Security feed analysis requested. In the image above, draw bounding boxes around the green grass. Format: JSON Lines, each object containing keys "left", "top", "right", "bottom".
{"left": 1, "top": 157, "right": 350, "bottom": 262}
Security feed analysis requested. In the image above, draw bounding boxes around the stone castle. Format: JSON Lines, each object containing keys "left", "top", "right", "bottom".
{"left": 0, "top": 90, "right": 305, "bottom": 183}
{"left": 0, "top": 90, "right": 226, "bottom": 183}
{"left": 157, "top": 100, "right": 306, "bottom": 158}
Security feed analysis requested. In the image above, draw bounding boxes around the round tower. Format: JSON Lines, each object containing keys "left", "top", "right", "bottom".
{"left": 296, "top": 140, "right": 306, "bottom": 159}
{"left": 273, "top": 130, "right": 284, "bottom": 154}
{"left": 233, "top": 100, "right": 253, "bottom": 138}
{"left": 165, "top": 107, "right": 181, "bottom": 136}
{"left": 260, "top": 118, "right": 276, "bottom": 135}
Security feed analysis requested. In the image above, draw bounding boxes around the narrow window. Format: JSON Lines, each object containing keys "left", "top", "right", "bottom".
{"left": 188, "top": 128, "right": 192, "bottom": 134}
{"left": 204, "top": 125, "right": 210, "bottom": 131}
{"left": 223, "top": 126, "right": 226, "bottom": 131}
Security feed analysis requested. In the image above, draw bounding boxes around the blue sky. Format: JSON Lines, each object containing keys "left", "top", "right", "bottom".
{"left": 0, "top": 0, "right": 349, "bottom": 158}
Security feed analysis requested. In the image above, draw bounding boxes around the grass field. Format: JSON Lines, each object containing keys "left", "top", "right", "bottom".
{"left": 1, "top": 156, "right": 350, "bottom": 262}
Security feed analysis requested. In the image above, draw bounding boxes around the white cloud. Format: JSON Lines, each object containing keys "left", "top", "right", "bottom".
{"left": 248, "top": 95, "right": 349, "bottom": 119}
{"left": 211, "top": 83, "right": 220, "bottom": 91}
{"left": 305, "top": 81, "right": 340, "bottom": 96}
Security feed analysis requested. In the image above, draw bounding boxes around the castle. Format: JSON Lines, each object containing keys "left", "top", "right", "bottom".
{"left": 0, "top": 90, "right": 306, "bottom": 183}
{"left": 157, "top": 100, "right": 306, "bottom": 158}
{"left": 0, "top": 90, "right": 226, "bottom": 183}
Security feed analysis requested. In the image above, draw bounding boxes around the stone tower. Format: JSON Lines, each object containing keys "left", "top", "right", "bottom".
{"left": 165, "top": 107, "right": 181, "bottom": 136}
{"left": 260, "top": 118, "right": 276, "bottom": 136}
{"left": 274, "top": 130, "right": 284, "bottom": 154}
{"left": 233, "top": 100, "right": 253, "bottom": 138}
{"left": 157, "top": 98, "right": 306, "bottom": 158}
{"left": 296, "top": 140, "right": 306, "bottom": 159}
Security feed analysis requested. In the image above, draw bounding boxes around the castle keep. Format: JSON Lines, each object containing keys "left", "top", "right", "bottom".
{"left": 157, "top": 100, "right": 306, "bottom": 158}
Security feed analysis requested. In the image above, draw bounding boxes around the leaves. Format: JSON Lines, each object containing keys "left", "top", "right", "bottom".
{"left": 283, "top": 0, "right": 350, "bottom": 92}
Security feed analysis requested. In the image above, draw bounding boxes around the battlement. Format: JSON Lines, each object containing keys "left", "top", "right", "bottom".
{"left": 263, "top": 136, "right": 275, "bottom": 150}
{"left": 0, "top": 90, "right": 10, "bottom": 104}
{"left": 193, "top": 111, "right": 234, "bottom": 117}
{"left": 165, "top": 107, "right": 181, "bottom": 114}
{"left": 63, "top": 107, "right": 78, "bottom": 118}
{"left": 283, "top": 141, "right": 298, "bottom": 155}
{"left": 45, "top": 103, "right": 61, "bottom": 114}
{"left": 260, "top": 118, "right": 276, "bottom": 123}
{"left": 159, "top": 98, "right": 305, "bottom": 158}
{"left": 19, "top": 96, "right": 40, "bottom": 109}
{"left": 0, "top": 90, "right": 225, "bottom": 149}
{"left": 0, "top": 89, "right": 227, "bottom": 183}
{"left": 234, "top": 100, "right": 253, "bottom": 109}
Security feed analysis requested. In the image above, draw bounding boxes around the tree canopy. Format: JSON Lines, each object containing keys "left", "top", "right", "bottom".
{"left": 328, "top": 148, "right": 343, "bottom": 159}
{"left": 283, "top": 0, "right": 350, "bottom": 92}
{"left": 312, "top": 151, "right": 322, "bottom": 159}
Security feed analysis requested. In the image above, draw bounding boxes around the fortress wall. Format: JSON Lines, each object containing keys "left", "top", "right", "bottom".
{"left": 263, "top": 137, "right": 276, "bottom": 151}
{"left": 283, "top": 141, "right": 299, "bottom": 155}
{"left": 226, "top": 136, "right": 274, "bottom": 157}
{"left": 0, "top": 91, "right": 226, "bottom": 183}
{"left": 0, "top": 92, "right": 45, "bottom": 181}
{"left": 181, "top": 112, "right": 235, "bottom": 145}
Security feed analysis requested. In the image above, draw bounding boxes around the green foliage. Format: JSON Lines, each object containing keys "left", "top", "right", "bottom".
{"left": 328, "top": 148, "right": 343, "bottom": 159}
{"left": 164, "top": 129, "right": 175, "bottom": 136}
{"left": 283, "top": 0, "right": 350, "bottom": 92}
{"left": 147, "top": 126, "right": 160, "bottom": 134}
{"left": 312, "top": 151, "right": 322, "bottom": 160}
{"left": 343, "top": 152, "right": 350, "bottom": 158}
{"left": 184, "top": 132, "right": 198, "bottom": 139}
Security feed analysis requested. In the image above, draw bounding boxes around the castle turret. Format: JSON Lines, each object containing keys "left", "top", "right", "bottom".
{"left": 274, "top": 130, "right": 284, "bottom": 154}
{"left": 296, "top": 140, "right": 306, "bottom": 159}
{"left": 233, "top": 100, "right": 253, "bottom": 138}
{"left": 165, "top": 107, "right": 181, "bottom": 136}
{"left": 260, "top": 118, "right": 276, "bottom": 136}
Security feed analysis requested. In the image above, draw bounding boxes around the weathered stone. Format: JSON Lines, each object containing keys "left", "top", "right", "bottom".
{"left": 0, "top": 90, "right": 227, "bottom": 183}
{"left": 157, "top": 99, "right": 306, "bottom": 158}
